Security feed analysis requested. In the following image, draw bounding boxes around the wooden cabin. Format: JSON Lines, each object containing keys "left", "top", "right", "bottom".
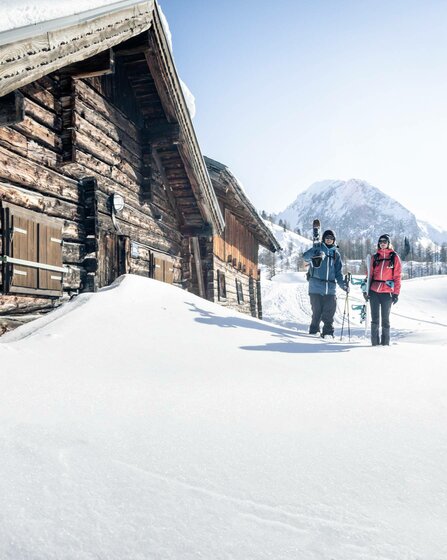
{"left": 203, "top": 157, "right": 280, "bottom": 318}
{"left": 0, "top": 1, "right": 225, "bottom": 334}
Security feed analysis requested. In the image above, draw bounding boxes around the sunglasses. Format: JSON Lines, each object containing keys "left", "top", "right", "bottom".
{"left": 379, "top": 239, "right": 389, "bottom": 244}
{"left": 324, "top": 236, "right": 335, "bottom": 241}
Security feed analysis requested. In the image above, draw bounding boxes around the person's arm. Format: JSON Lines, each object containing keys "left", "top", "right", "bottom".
{"left": 303, "top": 243, "right": 324, "bottom": 263}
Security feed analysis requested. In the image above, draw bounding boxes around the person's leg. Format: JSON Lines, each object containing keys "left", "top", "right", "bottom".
{"left": 321, "top": 295, "right": 337, "bottom": 336}
{"left": 369, "top": 291, "right": 380, "bottom": 346}
{"left": 380, "top": 293, "right": 393, "bottom": 345}
{"left": 309, "top": 293, "right": 323, "bottom": 334}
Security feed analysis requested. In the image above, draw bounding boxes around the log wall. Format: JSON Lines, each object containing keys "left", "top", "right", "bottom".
{"left": 208, "top": 209, "right": 261, "bottom": 317}
{"left": 207, "top": 254, "right": 259, "bottom": 317}
{"left": 1, "top": 73, "right": 184, "bottom": 334}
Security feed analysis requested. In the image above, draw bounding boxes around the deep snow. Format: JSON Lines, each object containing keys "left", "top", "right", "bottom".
{"left": 1, "top": 273, "right": 446, "bottom": 559}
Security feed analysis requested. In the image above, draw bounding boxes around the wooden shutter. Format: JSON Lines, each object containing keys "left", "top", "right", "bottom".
{"left": 153, "top": 255, "right": 164, "bottom": 281}
{"left": 152, "top": 253, "right": 175, "bottom": 284}
{"left": 39, "top": 224, "right": 63, "bottom": 291}
{"left": 10, "top": 213, "right": 38, "bottom": 290}
{"left": 164, "top": 259, "right": 175, "bottom": 284}
{"left": 2, "top": 203, "right": 64, "bottom": 296}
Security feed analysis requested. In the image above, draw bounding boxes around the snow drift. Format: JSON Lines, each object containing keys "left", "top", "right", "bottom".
{"left": 1, "top": 274, "right": 447, "bottom": 559}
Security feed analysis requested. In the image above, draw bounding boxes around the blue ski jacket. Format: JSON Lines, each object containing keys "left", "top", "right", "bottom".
{"left": 303, "top": 243, "right": 345, "bottom": 296}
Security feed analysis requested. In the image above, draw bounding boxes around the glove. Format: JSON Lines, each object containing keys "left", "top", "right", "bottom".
{"left": 311, "top": 252, "right": 324, "bottom": 267}
{"left": 342, "top": 282, "right": 350, "bottom": 293}
{"left": 392, "top": 294, "right": 398, "bottom": 305}
{"left": 362, "top": 292, "right": 369, "bottom": 302}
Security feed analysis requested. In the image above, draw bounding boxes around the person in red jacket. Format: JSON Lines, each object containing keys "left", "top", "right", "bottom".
{"left": 368, "top": 234, "right": 402, "bottom": 346}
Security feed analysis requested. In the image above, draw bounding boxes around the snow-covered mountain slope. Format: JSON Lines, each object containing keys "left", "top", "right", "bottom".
{"left": 417, "top": 218, "right": 447, "bottom": 245}
{"left": 259, "top": 220, "right": 312, "bottom": 271}
{"left": 276, "top": 179, "right": 423, "bottom": 242}
{"left": 1, "top": 274, "right": 447, "bottom": 560}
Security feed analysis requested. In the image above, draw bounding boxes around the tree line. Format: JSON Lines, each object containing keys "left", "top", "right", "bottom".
{"left": 259, "top": 211, "right": 447, "bottom": 279}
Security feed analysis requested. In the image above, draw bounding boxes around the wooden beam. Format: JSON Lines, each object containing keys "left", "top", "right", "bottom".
{"left": 151, "top": 147, "right": 184, "bottom": 227}
{"left": 180, "top": 224, "right": 213, "bottom": 237}
{"left": 0, "top": 91, "right": 24, "bottom": 127}
{"left": 62, "top": 49, "right": 115, "bottom": 79}
{"left": 143, "top": 123, "right": 180, "bottom": 147}
{"left": 115, "top": 45, "right": 150, "bottom": 57}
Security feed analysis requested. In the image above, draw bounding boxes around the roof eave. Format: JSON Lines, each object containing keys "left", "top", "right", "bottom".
{"left": 0, "top": 1, "right": 155, "bottom": 98}
{"left": 148, "top": 3, "right": 225, "bottom": 236}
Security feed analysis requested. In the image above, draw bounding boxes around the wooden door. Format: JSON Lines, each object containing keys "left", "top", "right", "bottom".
{"left": 99, "top": 232, "right": 130, "bottom": 288}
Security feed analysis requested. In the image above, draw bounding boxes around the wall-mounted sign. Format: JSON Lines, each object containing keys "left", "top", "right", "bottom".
{"left": 131, "top": 242, "right": 140, "bottom": 258}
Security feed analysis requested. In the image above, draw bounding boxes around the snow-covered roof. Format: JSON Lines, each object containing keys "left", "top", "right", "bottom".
{"left": 0, "top": 0, "right": 145, "bottom": 38}
{"left": 0, "top": 1, "right": 154, "bottom": 97}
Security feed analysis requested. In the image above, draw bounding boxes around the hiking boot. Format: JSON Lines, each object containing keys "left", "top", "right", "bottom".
{"left": 371, "top": 324, "right": 380, "bottom": 346}
{"left": 381, "top": 328, "right": 390, "bottom": 346}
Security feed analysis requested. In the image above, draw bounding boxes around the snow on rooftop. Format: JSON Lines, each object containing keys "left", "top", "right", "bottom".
{"left": 0, "top": 0, "right": 132, "bottom": 33}
{"left": 0, "top": 0, "right": 197, "bottom": 118}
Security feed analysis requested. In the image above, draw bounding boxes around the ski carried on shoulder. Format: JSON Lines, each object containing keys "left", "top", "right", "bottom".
{"left": 312, "top": 219, "right": 321, "bottom": 246}
{"left": 311, "top": 219, "right": 323, "bottom": 269}
{"left": 364, "top": 253, "right": 371, "bottom": 335}
{"left": 364, "top": 253, "right": 371, "bottom": 298}
{"left": 350, "top": 253, "right": 371, "bottom": 337}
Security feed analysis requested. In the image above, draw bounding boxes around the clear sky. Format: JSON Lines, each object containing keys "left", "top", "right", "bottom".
{"left": 159, "top": 0, "right": 447, "bottom": 228}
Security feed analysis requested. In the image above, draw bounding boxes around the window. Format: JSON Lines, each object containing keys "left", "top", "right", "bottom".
{"left": 217, "top": 269, "right": 226, "bottom": 300}
{"left": 1, "top": 203, "right": 64, "bottom": 296}
{"left": 236, "top": 279, "right": 244, "bottom": 304}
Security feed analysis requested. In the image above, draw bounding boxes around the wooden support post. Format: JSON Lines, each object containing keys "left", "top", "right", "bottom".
{"left": 256, "top": 269, "right": 262, "bottom": 319}
{"left": 191, "top": 236, "right": 205, "bottom": 298}
{"left": 0, "top": 91, "right": 24, "bottom": 127}
{"left": 80, "top": 177, "right": 99, "bottom": 292}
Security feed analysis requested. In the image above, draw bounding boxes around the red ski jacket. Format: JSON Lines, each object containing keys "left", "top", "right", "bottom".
{"left": 369, "top": 249, "right": 402, "bottom": 295}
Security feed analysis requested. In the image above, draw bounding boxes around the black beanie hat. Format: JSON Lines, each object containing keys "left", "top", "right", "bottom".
{"left": 323, "top": 229, "right": 336, "bottom": 240}
{"left": 378, "top": 233, "right": 391, "bottom": 247}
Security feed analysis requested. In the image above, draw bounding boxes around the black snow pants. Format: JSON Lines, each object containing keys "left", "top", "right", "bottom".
{"left": 369, "top": 291, "right": 393, "bottom": 346}
{"left": 309, "top": 294, "right": 337, "bottom": 336}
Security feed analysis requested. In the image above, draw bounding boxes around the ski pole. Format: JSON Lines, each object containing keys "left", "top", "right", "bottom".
{"left": 340, "top": 294, "right": 348, "bottom": 340}
{"left": 346, "top": 291, "right": 351, "bottom": 341}
{"left": 340, "top": 273, "right": 351, "bottom": 341}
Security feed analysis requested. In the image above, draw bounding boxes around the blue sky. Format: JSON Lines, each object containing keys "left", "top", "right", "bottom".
{"left": 160, "top": 0, "right": 447, "bottom": 228}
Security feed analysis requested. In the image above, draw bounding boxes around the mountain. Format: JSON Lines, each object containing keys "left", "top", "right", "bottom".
{"left": 417, "top": 219, "right": 447, "bottom": 245}
{"left": 276, "top": 179, "right": 436, "bottom": 244}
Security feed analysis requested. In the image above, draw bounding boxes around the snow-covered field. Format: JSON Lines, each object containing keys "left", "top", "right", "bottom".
{"left": 1, "top": 273, "right": 446, "bottom": 559}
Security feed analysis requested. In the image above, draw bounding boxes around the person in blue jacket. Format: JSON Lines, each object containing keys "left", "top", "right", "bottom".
{"left": 302, "top": 229, "right": 347, "bottom": 338}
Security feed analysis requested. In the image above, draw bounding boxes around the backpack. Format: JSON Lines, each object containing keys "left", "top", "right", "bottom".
{"left": 373, "top": 251, "right": 396, "bottom": 269}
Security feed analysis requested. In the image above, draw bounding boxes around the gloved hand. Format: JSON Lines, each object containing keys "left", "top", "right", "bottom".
{"left": 342, "top": 282, "right": 350, "bottom": 293}
{"left": 362, "top": 292, "right": 369, "bottom": 302}
{"left": 392, "top": 294, "right": 399, "bottom": 305}
{"left": 311, "top": 252, "right": 324, "bottom": 267}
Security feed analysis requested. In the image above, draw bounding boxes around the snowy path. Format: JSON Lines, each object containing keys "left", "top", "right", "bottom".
{"left": 0, "top": 274, "right": 446, "bottom": 559}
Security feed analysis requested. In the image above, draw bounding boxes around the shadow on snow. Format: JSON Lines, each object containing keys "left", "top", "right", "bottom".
{"left": 186, "top": 302, "right": 359, "bottom": 354}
